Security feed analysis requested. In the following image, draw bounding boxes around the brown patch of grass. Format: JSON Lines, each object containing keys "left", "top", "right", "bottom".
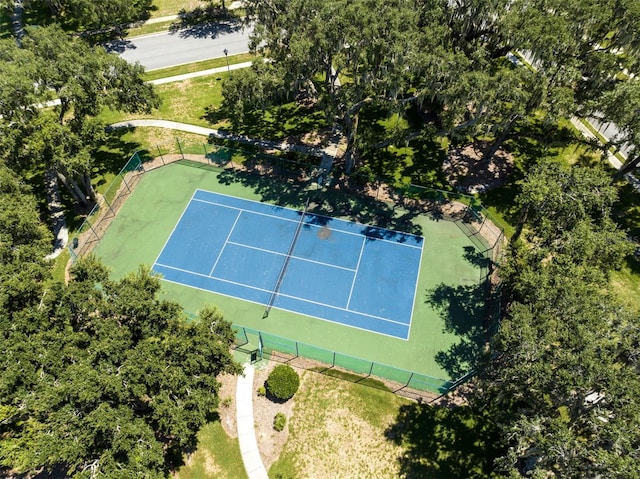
{"left": 268, "top": 368, "right": 410, "bottom": 478}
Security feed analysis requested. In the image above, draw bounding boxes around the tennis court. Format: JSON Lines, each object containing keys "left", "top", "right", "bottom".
{"left": 153, "top": 189, "right": 423, "bottom": 340}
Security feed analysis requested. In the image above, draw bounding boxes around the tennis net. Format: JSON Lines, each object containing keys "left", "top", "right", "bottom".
{"left": 264, "top": 198, "right": 310, "bottom": 318}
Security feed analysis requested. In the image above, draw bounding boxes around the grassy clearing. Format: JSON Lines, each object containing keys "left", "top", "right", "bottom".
{"left": 174, "top": 421, "right": 247, "bottom": 479}
{"left": 50, "top": 249, "right": 70, "bottom": 283}
{"left": 611, "top": 259, "right": 640, "bottom": 313}
{"left": 268, "top": 371, "right": 501, "bottom": 478}
{"left": 268, "top": 371, "right": 410, "bottom": 478}
{"left": 151, "top": 0, "right": 205, "bottom": 18}
{"left": 100, "top": 74, "right": 226, "bottom": 128}
{"left": 142, "top": 53, "right": 255, "bottom": 81}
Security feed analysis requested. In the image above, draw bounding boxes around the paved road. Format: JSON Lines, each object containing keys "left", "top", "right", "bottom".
{"left": 111, "top": 21, "right": 252, "bottom": 71}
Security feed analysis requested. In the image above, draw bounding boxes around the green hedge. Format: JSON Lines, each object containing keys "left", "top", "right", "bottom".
{"left": 266, "top": 365, "right": 300, "bottom": 401}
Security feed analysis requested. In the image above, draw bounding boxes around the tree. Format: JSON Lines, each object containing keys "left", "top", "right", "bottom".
{"left": 472, "top": 162, "right": 639, "bottom": 478}
{"left": 240, "top": 0, "right": 420, "bottom": 172}
{"left": 24, "top": 0, "right": 153, "bottom": 34}
{"left": 0, "top": 25, "right": 159, "bottom": 207}
{"left": 0, "top": 165, "right": 53, "bottom": 316}
{"left": 0, "top": 257, "right": 241, "bottom": 477}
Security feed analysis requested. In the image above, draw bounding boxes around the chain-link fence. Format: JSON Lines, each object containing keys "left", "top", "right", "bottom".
{"left": 232, "top": 325, "right": 450, "bottom": 399}
{"left": 70, "top": 139, "right": 504, "bottom": 396}
{"left": 69, "top": 152, "right": 144, "bottom": 261}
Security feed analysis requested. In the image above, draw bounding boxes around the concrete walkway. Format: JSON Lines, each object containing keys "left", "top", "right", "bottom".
{"left": 109, "top": 118, "right": 339, "bottom": 160}
{"left": 236, "top": 364, "right": 269, "bottom": 479}
{"left": 149, "top": 62, "right": 253, "bottom": 85}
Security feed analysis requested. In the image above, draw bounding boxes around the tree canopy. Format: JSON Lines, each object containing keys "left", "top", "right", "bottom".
{"left": 232, "top": 0, "right": 640, "bottom": 173}
{"left": 0, "top": 25, "right": 159, "bottom": 207}
{"left": 0, "top": 167, "right": 241, "bottom": 477}
{"left": 474, "top": 162, "right": 639, "bottom": 477}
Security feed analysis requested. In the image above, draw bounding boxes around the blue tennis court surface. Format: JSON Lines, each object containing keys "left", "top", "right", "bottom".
{"left": 153, "top": 190, "right": 424, "bottom": 339}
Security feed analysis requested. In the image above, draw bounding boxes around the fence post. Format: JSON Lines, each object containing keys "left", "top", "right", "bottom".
{"left": 176, "top": 137, "right": 185, "bottom": 160}
{"left": 102, "top": 196, "right": 116, "bottom": 217}
{"left": 120, "top": 172, "right": 131, "bottom": 193}
{"left": 405, "top": 372, "right": 414, "bottom": 389}
{"left": 157, "top": 145, "right": 165, "bottom": 165}
{"left": 87, "top": 219, "right": 100, "bottom": 241}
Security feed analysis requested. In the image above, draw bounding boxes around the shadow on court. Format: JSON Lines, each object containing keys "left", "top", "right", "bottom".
{"left": 385, "top": 403, "right": 502, "bottom": 478}
{"left": 427, "top": 281, "right": 488, "bottom": 380}
{"left": 215, "top": 166, "right": 425, "bottom": 236}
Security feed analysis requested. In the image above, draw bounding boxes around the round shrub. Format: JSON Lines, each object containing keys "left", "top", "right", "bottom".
{"left": 273, "top": 412, "right": 287, "bottom": 432}
{"left": 265, "top": 365, "right": 300, "bottom": 401}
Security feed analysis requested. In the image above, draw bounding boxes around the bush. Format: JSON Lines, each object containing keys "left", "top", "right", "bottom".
{"left": 273, "top": 413, "right": 287, "bottom": 432}
{"left": 257, "top": 386, "right": 266, "bottom": 397}
{"left": 265, "top": 365, "right": 300, "bottom": 401}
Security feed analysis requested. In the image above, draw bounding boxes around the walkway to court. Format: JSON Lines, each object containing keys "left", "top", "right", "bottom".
{"left": 236, "top": 364, "right": 269, "bottom": 479}
{"left": 109, "top": 118, "right": 342, "bottom": 163}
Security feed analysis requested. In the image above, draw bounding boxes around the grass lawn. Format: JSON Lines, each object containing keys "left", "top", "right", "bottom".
{"left": 126, "top": 20, "right": 177, "bottom": 37}
{"left": 142, "top": 53, "right": 255, "bottom": 80}
{"left": 100, "top": 75, "right": 226, "bottom": 128}
{"left": 268, "top": 370, "right": 500, "bottom": 478}
{"left": 151, "top": 0, "right": 205, "bottom": 18}
{"left": 611, "top": 259, "right": 640, "bottom": 313}
{"left": 174, "top": 421, "right": 247, "bottom": 479}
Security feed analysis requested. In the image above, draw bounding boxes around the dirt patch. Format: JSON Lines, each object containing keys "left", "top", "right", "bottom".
{"left": 215, "top": 361, "right": 295, "bottom": 469}
{"left": 252, "top": 362, "right": 297, "bottom": 469}
{"left": 217, "top": 373, "right": 238, "bottom": 438}
{"left": 443, "top": 142, "right": 514, "bottom": 194}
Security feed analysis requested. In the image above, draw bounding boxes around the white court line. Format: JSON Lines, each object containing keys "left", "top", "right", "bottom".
{"left": 209, "top": 210, "right": 242, "bottom": 276}
{"left": 152, "top": 190, "right": 198, "bottom": 266}
{"left": 192, "top": 193, "right": 423, "bottom": 249}
{"left": 154, "top": 262, "right": 410, "bottom": 327}
{"left": 346, "top": 237, "right": 367, "bottom": 309}
{"left": 193, "top": 197, "right": 302, "bottom": 224}
{"left": 159, "top": 276, "right": 410, "bottom": 341}
{"left": 225, "top": 240, "right": 357, "bottom": 272}
{"left": 405, "top": 242, "right": 425, "bottom": 342}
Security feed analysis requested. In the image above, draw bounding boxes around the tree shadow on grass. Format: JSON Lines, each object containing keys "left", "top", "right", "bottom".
{"left": 205, "top": 101, "right": 329, "bottom": 142}
{"left": 93, "top": 128, "right": 146, "bottom": 185}
{"left": 385, "top": 403, "right": 502, "bottom": 478}
{"left": 169, "top": 7, "right": 243, "bottom": 39}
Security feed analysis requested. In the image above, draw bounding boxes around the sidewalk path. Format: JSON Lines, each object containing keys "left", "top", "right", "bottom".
{"left": 109, "top": 118, "right": 340, "bottom": 160}
{"left": 149, "top": 62, "right": 253, "bottom": 85}
{"left": 236, "top": 364, "right": 269, "bottom": 479}
{"left": 570, "top": 117, "right": 623, "bottom": 169}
